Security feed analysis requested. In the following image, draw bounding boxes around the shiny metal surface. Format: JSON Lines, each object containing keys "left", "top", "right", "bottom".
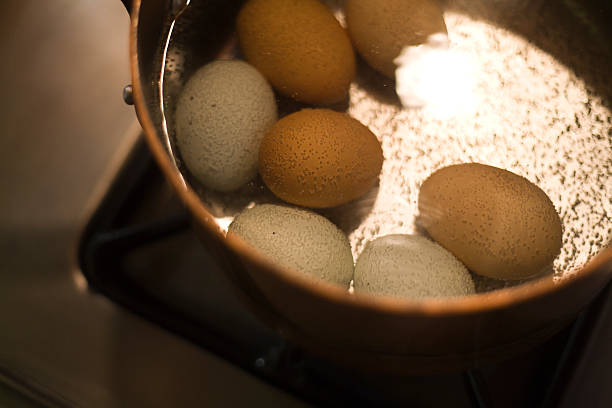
{"left": 122, "top": 85, "right": 134, "bottom": 105}
{"left": 0, "top": 1, "right": 305, "bottom": 406}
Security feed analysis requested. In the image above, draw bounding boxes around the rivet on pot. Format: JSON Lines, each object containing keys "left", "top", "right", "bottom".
{"left": 122, "top": 84, "right": 134, "bottom": 105}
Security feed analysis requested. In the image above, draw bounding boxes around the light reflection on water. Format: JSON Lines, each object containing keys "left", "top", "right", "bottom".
{"left": 395, "top": 33, "right": 478, "bottom": 119}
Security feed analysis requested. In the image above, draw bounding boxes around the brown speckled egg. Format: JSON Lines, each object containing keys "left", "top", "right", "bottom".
{"left": 345, "top": 0, "right": 447, "bottom": 78}
{"left": 259, "top": 109, "right": 383, "bottom": 208}
{"left": 418, "top": 163, "right": 563, "bottom": 280}
{"left": 237, "top": 0, "right": 355, "bottom": 104}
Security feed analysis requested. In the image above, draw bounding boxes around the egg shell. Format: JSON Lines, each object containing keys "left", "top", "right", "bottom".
{"left": 175, "top": 60, "right": 277, "bottom": 192}
{"left": 227, "top": 204, "right": 354, "bottom": 287}
{"left": 236, "top": 0, "right": 355, "bottom": 104}
{"left": 345, "top": 0, "right": 447, "bottom": 78}
{"left": 418, "top": 163, "right": 563, "bottom": 280}
{"left": 259, "top": 108, "right": 383, "bottom": 208}
{"left": 354, "top": 234, "right": 475, "bottom": 299}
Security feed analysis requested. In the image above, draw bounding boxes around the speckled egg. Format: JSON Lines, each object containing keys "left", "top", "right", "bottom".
{"left": 418, "top": 163, "right": 563, "bottom": 280}
{"left": 354, "top": 234, "right": 475, "bottom": 299}
{"left": 259, "top": 109, "right": 383, "bottom": 208}
{"left": 227, "top": 204, "right": 354, "bottom": 287}
{"left": 345, "top": 0, "right": 447, "bottom": 78}
{"left": 175, "top": 60, "right": 277, "bottom": 192}
{"left": 236, "top": 0, "right": 355, "bottom": 104}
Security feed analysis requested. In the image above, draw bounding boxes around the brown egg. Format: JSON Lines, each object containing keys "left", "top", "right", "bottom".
{"left": 345, "top": 0, "right": 447, "bottom": 78}
{"left": 237, "top": 0, "right": 355, "bottom": 105}
{"left": 259, "top": 109, "right": 383, "bottom": 208}
{"left": 418, "top": 163, "right": 563, "bottom": 280}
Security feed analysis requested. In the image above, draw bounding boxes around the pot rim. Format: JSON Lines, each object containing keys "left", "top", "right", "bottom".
{"left": 128, "top": 0, "right": 612, "bottom": 319}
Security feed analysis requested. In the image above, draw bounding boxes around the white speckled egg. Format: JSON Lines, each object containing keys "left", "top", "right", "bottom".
{"left": 227, "top": 204, "right": 354, "bottom": 287}
{"left": 354, "top": 234, "right": 475, "bottom": 299}
{"left": 175, "top": 60, "right": 277, "bottom": 192}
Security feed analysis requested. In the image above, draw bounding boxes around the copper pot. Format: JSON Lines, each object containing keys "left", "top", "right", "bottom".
{"left": 125, "top": 0, "right": 612, "bottom": 373}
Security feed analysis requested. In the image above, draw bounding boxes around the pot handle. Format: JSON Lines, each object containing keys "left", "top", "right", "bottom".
{"left": 121, "top": 0, "right": 132, "bottom": 14}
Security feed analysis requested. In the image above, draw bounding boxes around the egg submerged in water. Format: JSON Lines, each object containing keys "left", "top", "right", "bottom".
{"left": 259, "top": 108, "right": 383, "bottom": 208}
{"left": 418, "top": 163, "right": 563, "bottom": 280}
{"left": 174, "top": 60, "right": 277, "bottom": 192}
{"left": 237, "top": 0, "right": 356, "bottom": 104}
{"left": 354, "top": 234, "right": 475, "bottom": 300}
{"left": 227, "top": 204, "right": 354, "bottom": 287}
{"left": 345, "top": 0, "right": 447, "bottom": 78}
